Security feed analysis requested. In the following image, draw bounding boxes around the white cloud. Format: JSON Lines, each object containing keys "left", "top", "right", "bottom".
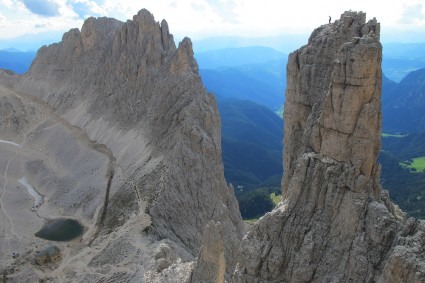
{"left": 68, "top": 0, "right": 108, "bottom": 19}
{"left": 205, "top": 0, "right": 239, "bottom": 24}
{"left": 399, "top": 3, "right": 425, "bottom": 25}
{"left": 0, "top": 13, "right": 7, "bottom": 27}
{"left": 34, "top": 22, "right": 48, "bottom": 28}
{"left": 0, "top": 0, "right": 15, "bottom": 8}
{"left": 0, "top": 0, "right": 424, "bottom": 43}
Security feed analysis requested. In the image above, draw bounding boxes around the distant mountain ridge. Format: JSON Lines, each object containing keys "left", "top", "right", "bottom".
{"left": 200, "top": 68, "right": 284, "bottom": 110}
{"left": 195, "top": 46, "right": 286, "bottom": 69}
{"left": 1, "top": 41, "right": 424, "bottom": 83}
{"left": 383, "top": 68, "right": 425, "bottom": 133}
{"left": 383, "top": 42, "right": 425, "bottom": 58}
{"left": 0, "top": 31, "right": 64, "bottom": 51}
{"left": 382, "top": 42, "right": 425, "bottom": 82}
{"left": 196, "top": 46, "right": 287, "bottom": 110}
{"left": 380, "top": 132, "right": 425, "bottom": 218}
{"left": 193, "top": 35, "right": 308, "bottom": 53}
{"left": 217, "top": 97, "right": 283, "bottom": 190}
{"left": 0, "top": 50, "right": 36, "bottom": 74}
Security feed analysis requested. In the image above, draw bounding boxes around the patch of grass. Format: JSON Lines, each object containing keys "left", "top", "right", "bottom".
{"left": 270, "top": 192, "right": 281, "bottom": 205}
{"left": 382, "top": 133, "right": 408, "bottom": 138}
{"left": 244, "top": 218, "right": 259, "bottom": 224}
{"left": 400, "top": 156, "right": 425, "bottom": 173}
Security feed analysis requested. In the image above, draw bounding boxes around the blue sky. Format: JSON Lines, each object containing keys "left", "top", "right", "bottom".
{"left": 0, "top": 0, "right": 424, "bottom": 50}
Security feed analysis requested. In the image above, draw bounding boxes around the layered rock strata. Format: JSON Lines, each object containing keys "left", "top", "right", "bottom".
{"left": 0, "top": 9, "right": 243, "bottom": 281}
{"left": 234, "top": 11, "right": 425, "bottom": 282}
{"left": 2, "top": 8, "right": 424, "bottom": 282}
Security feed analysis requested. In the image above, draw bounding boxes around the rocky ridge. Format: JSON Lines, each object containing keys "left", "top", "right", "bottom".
{"left": 233, "top": 11, "right": 425, "bottom": 282}
{"left": 0, "top": 9, "right": 243, "bottom": 281}
{"left": 1, "top": 8, "right": 424, "bottom": 283}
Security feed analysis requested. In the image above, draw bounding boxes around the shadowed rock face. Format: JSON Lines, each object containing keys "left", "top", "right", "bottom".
{"left": 282, "top": 11, "right": 382, "bottom": 197}
{"left": 2, "top": 8, "right": 424, "bottom": 282}
{"left": 0, "top": 9, "right": 243, "bottom": 281}
{"left": 233, "top": 11, "right": 425, "bottom": 282}
{"left": 191, "top": 221, "right": 226, "bottom": 282}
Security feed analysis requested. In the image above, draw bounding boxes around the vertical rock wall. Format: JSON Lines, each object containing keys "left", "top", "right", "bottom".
{"left": 234, "top": 11, "right": 425, "bottom": 282}
{"left": 1, "top": 9, "right": 244, "bottom": 281}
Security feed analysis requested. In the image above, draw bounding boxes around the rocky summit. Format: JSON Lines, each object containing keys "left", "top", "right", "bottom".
{"left": 0, "top": 8, "right": 424, "bottom": 283}
{"left": 0, "top": 9, "right": 243, "bottom": 282}
{"left": 233, "top": 11, "right": 425, "bottom": 282}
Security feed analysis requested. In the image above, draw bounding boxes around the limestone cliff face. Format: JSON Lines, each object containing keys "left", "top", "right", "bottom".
{"left": 234, "top": 11, "right": 425, "bottom": 282}
{"left": 0, "top": 9, "right": 243, "bottom": 281}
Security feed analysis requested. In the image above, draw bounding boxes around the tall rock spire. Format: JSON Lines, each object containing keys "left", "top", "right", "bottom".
{"left": 283, "top": 11, "right": 382, "bottom": 197}
{"left": 234, "top": 11, "right": 425, "bottom": 282}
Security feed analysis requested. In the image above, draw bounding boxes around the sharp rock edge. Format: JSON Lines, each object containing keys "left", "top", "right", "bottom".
{"left": 232, "top": 11, "right": 425, "bottom": 283}
{"left": 0, "top": 8, "right": 244, "bottom": 282}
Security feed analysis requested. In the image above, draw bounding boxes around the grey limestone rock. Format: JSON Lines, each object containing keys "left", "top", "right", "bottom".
{"left": 33, "top": 246, "right": 62, "bottom": 267}
{"left": 191, "top": 221, "right": 226, "bottom": 283}
{"left": 0, "top": 8, "right": 243, "bottom": 281}
{"left": 2, "top": 7, "right": 424, "bottom": 282}
{"left": 233, "top": 11, "right": 425, "bottom": 282}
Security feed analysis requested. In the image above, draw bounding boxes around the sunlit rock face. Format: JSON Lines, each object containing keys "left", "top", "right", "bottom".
{"left": 2, "top": 8, "right": 424, "bottom": 282}
{"left": 233, "top": 11, "right": 425, "bottom": 282}
{"left": 0, "top": 9, "right": 243, "bottom": 282}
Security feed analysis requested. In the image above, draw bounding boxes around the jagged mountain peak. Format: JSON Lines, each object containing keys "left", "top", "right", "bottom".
{"left": 283, "top": 10, "right": 382, "bottom": 197}
{"left": 232, "top": 11, "right": 425, "bottom": 282}
{"left": 80, "top": 17, "right": 122, "bottom": 51}
{"left": 0, "top": 8, "right": 243, "bottom": 282}
{"left": 308, "top": 11, "right": 379, "bottom": 44}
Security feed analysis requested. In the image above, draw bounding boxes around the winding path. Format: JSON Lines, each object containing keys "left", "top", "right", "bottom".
{"left": 0, "top": 84, "right": 116, "bottom": 244}
{"left": 0, "top": 152, "right": 18, "bottom": 259}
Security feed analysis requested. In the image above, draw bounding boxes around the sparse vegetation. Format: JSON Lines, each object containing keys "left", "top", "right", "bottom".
{"left": 218, "top": 98, "right": 283, "bottom": 193}
{"left": 380, "top": 134, "right": 425, "bottom": 218}
{"left": 400, "top": 157, "right": 425, "bottom": 173}
{"left": 237, "top": 187, "right": 280, "bottom": 219}
{"left": 270, "top": 192, "right": 282, "bottom": 205}
{"left": 244, "top": 218, "right": 259, "bottom": 224}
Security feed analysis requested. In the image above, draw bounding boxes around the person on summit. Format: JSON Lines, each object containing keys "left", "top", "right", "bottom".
{"left": 329, "top": 16, "right": 331, "bottom": 23}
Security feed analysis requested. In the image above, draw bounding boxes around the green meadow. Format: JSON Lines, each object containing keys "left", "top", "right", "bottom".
{"left": 270, "top": 192, "right": 282, "bottom": 205}
{"left": 400, "top": 157, "right": 425, "bottom": 173}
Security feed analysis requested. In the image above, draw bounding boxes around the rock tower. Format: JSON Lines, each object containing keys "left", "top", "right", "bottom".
{"left": 234, "top": 11, "right": 425, "bottom": 282}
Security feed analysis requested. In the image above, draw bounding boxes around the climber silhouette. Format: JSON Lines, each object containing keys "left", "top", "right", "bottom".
{"left": 329, "top": 16, "right": 331, "bottom": 23}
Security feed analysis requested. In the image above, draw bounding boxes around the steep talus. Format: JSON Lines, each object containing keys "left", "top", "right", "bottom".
{"left": 2, "top": 8, "right": 424, "bottom": 282}
{"left": 233, "top": 11, "right": 425, "bottom": 282}
{"left": 0, "top": 9, "right": 243, "bottom": 281}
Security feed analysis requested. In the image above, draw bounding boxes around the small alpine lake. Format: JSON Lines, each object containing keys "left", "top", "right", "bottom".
{"left": 35, "top": 218, "right": 84, "bottom": 241}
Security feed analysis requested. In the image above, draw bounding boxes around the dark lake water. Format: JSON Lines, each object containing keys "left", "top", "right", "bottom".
{"left": 35, "top": 218, "right": 84, "bottom": 241}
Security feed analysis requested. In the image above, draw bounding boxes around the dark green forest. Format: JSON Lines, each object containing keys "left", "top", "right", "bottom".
{"left": 237, "top": 187, "right": 280, "bottom": 219}
{"left": 3, "top": 45, "right": 425, "bottom": 220}
{"left": 380, "top": 133, "right": 425, "bottom": 218}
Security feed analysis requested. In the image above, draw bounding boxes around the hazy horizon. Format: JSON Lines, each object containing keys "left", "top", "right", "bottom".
{"left": 1, "top": 0, "right": 425, "bottom": 51}
{"left": 2, "top": 32, "right": 425, "bottom": 54}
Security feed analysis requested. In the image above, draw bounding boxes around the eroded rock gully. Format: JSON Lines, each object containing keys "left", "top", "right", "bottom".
{"left": 0, "top": 9, "right": 243, "bottom": 282}
{"left": 0, "top": 8, "right": 424, "bottom": 282}
{"left": 232, "top": 11, "right": 425, "bottom": 283}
